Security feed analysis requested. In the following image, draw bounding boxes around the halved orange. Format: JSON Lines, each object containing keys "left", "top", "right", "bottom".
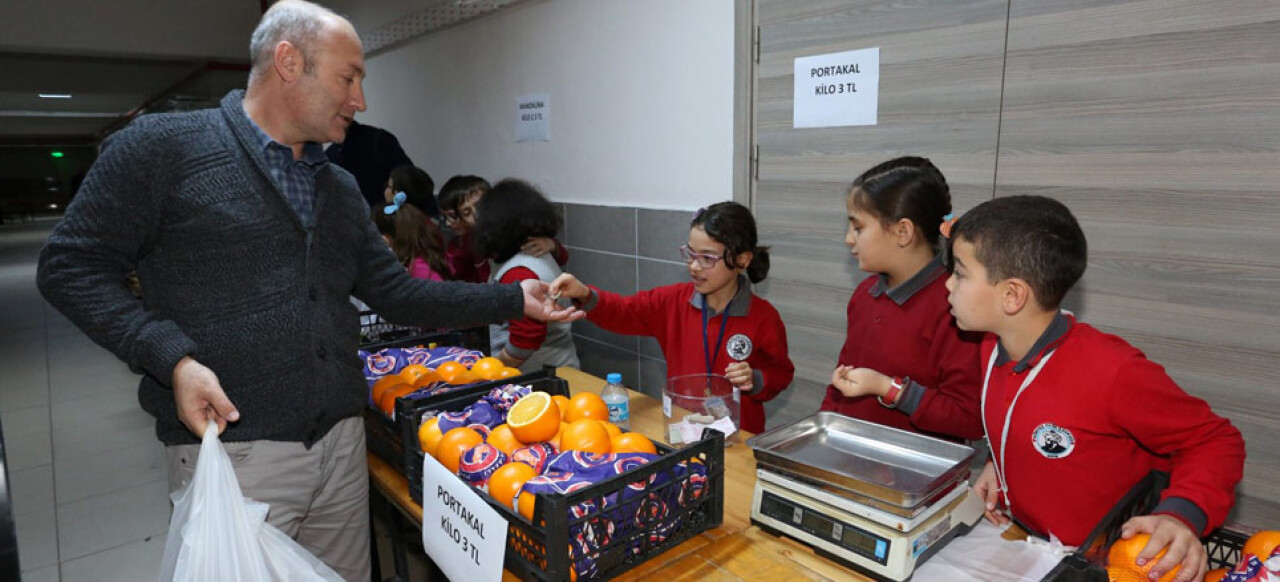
{"left": 559, "top": 419, "right": 612, "bottom": 454}
{"left": 611, "top": 432, "right": 657, "bottom": 454}
{"left": 564, "top": 392, "right": 609, "bottom": 423}
{"left": 507, "top": 392, "right": 561, "bottom": 444}
{"left": 418, "top": 417, "right": 444, "bottom": 456}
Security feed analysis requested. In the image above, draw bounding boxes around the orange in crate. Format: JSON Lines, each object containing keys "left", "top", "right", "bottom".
{"left": 559, "top": 420, "right": 611, "bottom": 454}
{"left": 410, "top": 369, "right": 443, "bottom": 389}
{"left": 551, "top": 395, "right": 571, "bottom": 421}
{"left": 508, "top": 392, "right": 561, "bottom": 444}
{"left": 1244, "top": 530, "right": 1280, "bottom": 563}
{"left": 600, "top": 421, "right": 622, "bottom": 439}
{"left": 563, "top": 393, "right": 609, "bottom": 423}
{"left": 377, "top": 383, "right": 416, "bottom": 416}
{"left": 486, "top": 424, "right": 522, "bottom": 456}
{"left": 370, "top": 375, "right": 405, "bottom": 405}
{"left": 470, "top": 357, "right": 507, "bottom": 380}
{"left": 418, "top": 417, "right": 444, "bottom": 456}
{"left": 495, "top": 367, "right": 522, "bottom": 379}
{"left": 1204, "top": 568, "right": 1228, "bottom": 582}
{"left": 611, "top": 432, "right": 657, "bottom": 454}
{"left": 488, "top": 462, "right": 537, "bottom": 510}
{"left": 436, "top": 427, "right": 484, "bottom": 474}
{"left": 1106, "top": 534, "right": 1180, "bottom": 582}
{"left": 448, "top": 370, "right": 479, "bottom": 385}
{"left": 398, "top": 364, "right": 433, "bottom": 385}
{"left": 435, "top": 361, "right": 468, "bottom": 383}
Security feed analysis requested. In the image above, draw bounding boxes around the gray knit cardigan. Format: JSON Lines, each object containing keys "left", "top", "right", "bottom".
{"left": 37, "top": 90, "right": 523, "bottom": 446}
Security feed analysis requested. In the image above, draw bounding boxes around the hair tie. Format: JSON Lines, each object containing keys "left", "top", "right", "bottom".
{"left": 384, "top": 191, "right": 407, "bottom": 215}
{"left": 940, "top": 213, "right": 957, "bottom": 239}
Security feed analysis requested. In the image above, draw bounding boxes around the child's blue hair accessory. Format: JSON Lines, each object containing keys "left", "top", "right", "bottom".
{"left": 940, "top": 213, "right": 958, "bottom": 239}
{"left": 384, "top": 191, "right": 407, "bottom": 215}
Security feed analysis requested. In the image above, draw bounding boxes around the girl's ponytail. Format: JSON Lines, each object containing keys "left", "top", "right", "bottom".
{"left": 691, "top": 201, "right": 769, "bottom": 282}
{"left": 746, "top": 246, "right": 770, "bottom": 283}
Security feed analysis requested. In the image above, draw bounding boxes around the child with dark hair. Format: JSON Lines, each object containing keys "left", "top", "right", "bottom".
{"left": 823, "top": 156, "right": 984, "bottom": 441}
{"left": 474, "top": 179, "right": 580, "bottom": 371}
{"left": 948, "top": 195, "right": 1244, "bottom": 578}
{"left": 437, "top": 175, "right": 568, "bottom": 283}
{"left": 384, "top": 165, "right": 438, "bottom": 219}
{"left": 374, "top": 194, "right": 449, "bottom": 281}
{"left": 550, "top": 201, "right": 794, "bottom": 433}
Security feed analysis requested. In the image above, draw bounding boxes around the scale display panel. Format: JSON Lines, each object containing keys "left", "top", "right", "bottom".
{"left": 759, "top": 490, "right": 890, "bottom": 565}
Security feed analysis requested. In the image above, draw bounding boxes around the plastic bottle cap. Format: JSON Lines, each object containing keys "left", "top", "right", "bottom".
{"left": 606, "top": 373, "right": 622, "bottom": 384}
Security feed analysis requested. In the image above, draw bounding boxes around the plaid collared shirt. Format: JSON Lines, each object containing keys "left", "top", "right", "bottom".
{"left": 242, "top": 108, "right": 328, "bottom": 226}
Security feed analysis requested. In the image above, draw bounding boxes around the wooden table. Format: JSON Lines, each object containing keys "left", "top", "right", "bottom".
{"left": 367, "top": 367, "right": 871, "bottom": 581}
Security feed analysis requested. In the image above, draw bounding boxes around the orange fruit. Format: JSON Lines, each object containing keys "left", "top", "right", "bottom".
{"left": 1204, "top": 568, "right": 1228, "bottom": 582}
{"left": 495, "top": 367, "right": 522, "bottom": 379}
{"left": 516, "top": 488, "right": 539, "bottom": 523}
{"left": 551, "top": 395, "right": 571, "bottom": 420}
{"left": 410, "top": 369, "right": 443, "bottom": 389}
{"left": 486, "top": 424, "right": 522, "bottom": 456}
{"left": 436, "top": 361, "right": 468, "bottom": 383}
{"left": 418, "top": 417, "right": 444, "bottom": 456}
{"left": 448, "top": 370, "right": 480, "bottom": 385}
{"left": 488, "top": 462, "right": 537, "bottom": 510}
{"left": 601, "top": 422, "right": 622, "bottom": 439}
{"left": 378, "top": 383, "right": 416, "bottom": 416}
{"left": 611, "top": 432, "right": 657, "bottom": 454}
{"left": 436, "top": 427, "right": 484, "bottom": 474}
{"left": 470, "top": 357, "right": 507, "bottom": 380}
{"left": 1106, "top": 534, "right": 1180, "bottom": 582}
{"left": 559, "top": 420, "right": 612, "bottom": 454}
{"left": 1244, "top": 530, "right": 1280, "bottom": 562}
{"left": 564, "top": 393, "right": 609, "bottom": 423}
{"left": 370, "top": 375, "right": 405, "bottom": 404}
{"left": 547, "top": 422, "right": 565, "bottom": 452}
{"left": 507, "top": 392, "right": 561, "bottom": 444}
{"left": 398, "top": 364, "right": 433, "bottom": 385}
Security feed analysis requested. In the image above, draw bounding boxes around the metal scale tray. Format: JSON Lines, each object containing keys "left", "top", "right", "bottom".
{"left": 747, "top": 412, "right": 975, "bottom": 518}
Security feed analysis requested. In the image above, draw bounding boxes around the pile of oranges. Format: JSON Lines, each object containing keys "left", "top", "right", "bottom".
{"left": 369, "top": 356, "right": 521, "bottom": 417}
{"left": 1107, "top": 530, "right": 1280, "bottom": 582}
{"left": 418, "top": 390, "right": 658, "bottom": 523}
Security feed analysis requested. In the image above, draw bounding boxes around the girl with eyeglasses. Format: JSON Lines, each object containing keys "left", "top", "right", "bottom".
{"left": 550, "top": 201, "right": 794, "bottom": 433}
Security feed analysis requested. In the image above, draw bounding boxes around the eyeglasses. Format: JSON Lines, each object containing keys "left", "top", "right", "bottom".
{"left": 678, "top": 244, "right": 725, "bottom": 269}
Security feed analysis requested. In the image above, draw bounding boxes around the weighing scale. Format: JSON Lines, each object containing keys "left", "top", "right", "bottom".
{"left": 747, "top": 412, "right": 985, "bottom": 581}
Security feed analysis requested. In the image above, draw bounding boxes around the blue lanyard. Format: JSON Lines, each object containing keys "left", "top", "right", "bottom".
{"left": 701, "top": 294, "right": 732, "bottom": 376}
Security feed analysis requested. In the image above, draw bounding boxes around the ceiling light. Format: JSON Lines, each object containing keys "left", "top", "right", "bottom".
{"left": 38, "top": 93, "right": 73, "bottom": 99}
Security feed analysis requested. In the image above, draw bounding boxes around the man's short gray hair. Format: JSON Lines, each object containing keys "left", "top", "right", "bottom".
{"left": 248, "top": 0, "right": 341, "bottom": 83}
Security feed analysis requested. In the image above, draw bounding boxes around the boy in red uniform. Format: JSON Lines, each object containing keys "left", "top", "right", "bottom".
{"left": 946, "top": 195, "right": 1245, "bottom": 582}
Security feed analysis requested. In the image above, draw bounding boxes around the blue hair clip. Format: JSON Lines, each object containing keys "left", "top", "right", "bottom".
{"left": 384, "top": 191, "right": 407, "bottom": 215}
{"left": 940, "top": 213, "right": 957, "bottom": 239}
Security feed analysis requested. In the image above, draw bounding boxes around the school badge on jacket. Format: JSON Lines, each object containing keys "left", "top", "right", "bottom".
{"left": 726, "top": 333, "right": 752, "bottom": 361}
{"left": 1031, "top": 423, "right": 1075, "bottom": 459}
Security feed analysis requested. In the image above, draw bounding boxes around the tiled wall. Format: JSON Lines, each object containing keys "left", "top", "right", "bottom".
{"left": 558, "top": 202, "right": 826, "bottom": 430}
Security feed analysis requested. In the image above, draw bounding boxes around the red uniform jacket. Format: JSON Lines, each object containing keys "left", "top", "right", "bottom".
{"left": 982, "top": 316, "right": 1245, "bottom": 545}
{"left": 584, "top": 280, "right": 794, "bottom": 433}
{"left": 821, "top": 261, "right": 984, "bottom": 441}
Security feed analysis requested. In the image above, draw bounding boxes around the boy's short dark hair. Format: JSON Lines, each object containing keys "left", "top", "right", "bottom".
{"left": 437, "top": 175, "right": 491, "bottom": 215}
{"left": 474, "top": 178, "right": 561, "bottom": 263}
{"left": 950, "top": 195, "right": 1087, "bottom": 310}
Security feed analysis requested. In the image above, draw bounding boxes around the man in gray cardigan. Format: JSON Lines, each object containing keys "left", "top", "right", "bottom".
{"left": 35, "top": 1, "right": 579, "bottom": 579}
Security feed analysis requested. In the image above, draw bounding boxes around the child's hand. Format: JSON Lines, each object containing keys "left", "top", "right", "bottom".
{"left": 725, "top": 362, "right": 753, "bottom": 392}
{"left": 1117, "top": 515, "right": 1206, "bottom": 582}
{"left": 973, "top": 461, "right": 1009, "bottom": 527}
{"left": 829, "top": 365, "right": 891, "bottom": 398}
{"left": 548, "top": 273, "right": 590, "bottom": 301}
{"left": 522, "top": 236, "right": 557, "bottom": 257}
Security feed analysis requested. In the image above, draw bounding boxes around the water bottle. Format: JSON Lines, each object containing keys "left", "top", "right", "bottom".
{"left": 601, "top": 373, "right": 630, "bottom": 430}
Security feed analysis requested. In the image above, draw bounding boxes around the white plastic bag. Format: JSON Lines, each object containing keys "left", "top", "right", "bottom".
{"left": 158, "top": 422, "right": 344, "bottom": 582}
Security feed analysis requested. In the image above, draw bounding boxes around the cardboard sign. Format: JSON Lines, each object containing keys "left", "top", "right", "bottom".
{"left": 422, "top": 453, "right": 508, "bottom": 582}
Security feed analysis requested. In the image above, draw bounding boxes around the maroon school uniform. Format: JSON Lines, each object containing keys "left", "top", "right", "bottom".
{"left": 820, "top": 257, "right": 985, "bottom": 441}
{"left": 582, "top": 276, "right": 794, "bottom": 433}
{"left": 982, "top": 313, "right": 1245, "bottom": 545}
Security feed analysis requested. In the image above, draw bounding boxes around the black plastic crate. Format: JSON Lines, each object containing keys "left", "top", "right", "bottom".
{"left": 404, "top": 368, "right": 569, "bottom": 501}
{"left": 1041, "top": 471, "right": 1249, "bottom": 581}
{"left": 361, "top": 326, "right": 490, "bottom": 473}
{"left": 407, "top": 376, "right": 725, "bottom": 582}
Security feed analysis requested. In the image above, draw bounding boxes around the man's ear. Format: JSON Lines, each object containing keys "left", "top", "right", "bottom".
{"left": 1000, "top": 278, "right": 1033, "bottom": 315}
{"left": 274, "top": 41, "right": 302, "bottom": 82}
{"left": 893, "top": 218, "right": 917, "bottom": 248}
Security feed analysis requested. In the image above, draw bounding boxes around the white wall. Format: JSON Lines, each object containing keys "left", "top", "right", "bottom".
{"left": 353, "top": 0, "right": 735, "bottom": 210}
